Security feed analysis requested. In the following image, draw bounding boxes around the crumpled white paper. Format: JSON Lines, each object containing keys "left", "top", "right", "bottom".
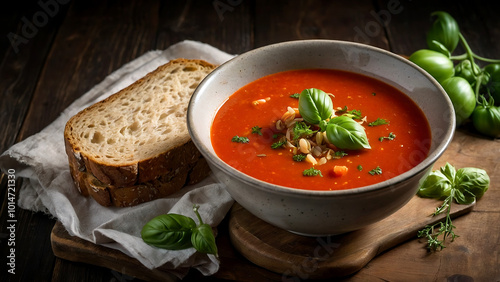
{"left": 0, "top": 40, "right": 236, "bottom": 278}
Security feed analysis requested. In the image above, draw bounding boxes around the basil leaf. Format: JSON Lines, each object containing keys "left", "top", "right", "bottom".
{"left": 440, "top": 162, "right": 456, "bottom": 183}
{"left": 455, "top": 167, "right": 490, "bottom": 199}
{"left": 323, "top": 116, "right": 371, "bottom": 150}
{"left": 417, "top": 170, "right": 452, "bottom": 198}
{"left": 453, "top": 188, "right": 476, "bottom": 205}
{"left": 141, "top": 214, "right": 196, "bottom": 250}
{"left": 298, "top": 88, "right": 333, "bottom": 125}
{"left": 191, "top": 224, "right": 218, "bottom": 256}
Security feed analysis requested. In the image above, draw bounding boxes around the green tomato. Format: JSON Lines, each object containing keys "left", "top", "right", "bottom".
{"left": 426, "top": 11, "right": 460, "bottom": 54}
{"left": 484, "top": 63, "right": 500, "bottom": 105}
{"left": 440, "top": 76, "right": 476, "bottom": 126}
{"left": 409, "top": 49, "right": 454, "bottom": 83}
{"left": 455, "top": 59, "right": 481, "bottom": 84}
{"left": 298, "top": 88, "right": 334, "bottom": 125}
{"left": 471, "top": 96, "right": 500, "bottom": 138}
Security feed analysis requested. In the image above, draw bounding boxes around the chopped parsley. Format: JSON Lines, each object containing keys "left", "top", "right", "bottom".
{"left": 290, "top": 93, "right": 300, "bottom": 99}
{"left": 251, "top": 126, "right": 263, "bottom": 135}
{"left": 271, "top": 139, "right": 286, "bottom": 149}
{"left": 337, "top": 106, "right": 363, "bottom": 120}
{"left": 231, "top": 135, "right": 249, "bottom": 143}
{"left": 372, "top": 92, "right": 377, "bottom": 96}
{"left": 293, "top": 154, "right": 306, "bottom": 162}
{"left": 368, "top": 166, "right": 383, "bottom": 175}
{"left": 379, "top": 132, "right": 396, "bottom": 142}
{"left": 368, "top": 118, "right": 389, "bottom": 127}
{"left": 303, "top": 167, "right": 323, "bottom": 177}
{"left": 334, "top": 151, "right": 348, "bottom": 158}
{"left": 357, "top": 165, "right": 363, "bottom": 171}
{"left": 293, "top": 121, "right": 316, "bottom": 140}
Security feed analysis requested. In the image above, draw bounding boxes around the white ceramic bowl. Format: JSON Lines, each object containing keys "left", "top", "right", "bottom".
{"left": 187, "top": 40, "right": 455, "bottom": 236}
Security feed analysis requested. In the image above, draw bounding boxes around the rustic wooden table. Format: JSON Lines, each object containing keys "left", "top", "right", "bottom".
{"left": 1, "top": 0, "right": 499, "bottom": 281}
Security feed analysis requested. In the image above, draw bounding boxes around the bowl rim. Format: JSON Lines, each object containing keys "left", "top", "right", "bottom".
{"left": 187, "top": 39, "right": 456, "bottom": 197}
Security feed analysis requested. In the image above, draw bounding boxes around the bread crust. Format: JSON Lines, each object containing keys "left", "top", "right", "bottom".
{"left": 137, "top": 140, "right": 201, "bottom": 184}
{"left": 69, "top": 155, "right": 211, "bottom": 207}
{"left": 64, "top": 59, "right": 217, "bottom": 206}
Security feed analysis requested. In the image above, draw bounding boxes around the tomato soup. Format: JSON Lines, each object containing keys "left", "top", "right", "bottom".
{"left": 211, "top": 69, "right": 431, "bottom": 191}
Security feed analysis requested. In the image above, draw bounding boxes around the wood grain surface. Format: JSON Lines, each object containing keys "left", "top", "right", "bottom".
{"left": 229, "top": 196, "right": 474, "bottom": 279}
{"left": 50, "top": 194, "right": 475, "bottom": 281}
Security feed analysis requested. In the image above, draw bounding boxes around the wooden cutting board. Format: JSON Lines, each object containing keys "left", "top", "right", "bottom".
{"left": 51, "top": 221, "right": 180, "bottom": 281}
{"left": 51, "top": 196, "right": 474, "bottom": 280}
{"left": 228, "top": 196, "right": 475, "bottom": 279}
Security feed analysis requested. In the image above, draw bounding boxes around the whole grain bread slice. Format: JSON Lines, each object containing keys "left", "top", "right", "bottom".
{"left": 64, "top": 59, "right": 217, "bottom": 197}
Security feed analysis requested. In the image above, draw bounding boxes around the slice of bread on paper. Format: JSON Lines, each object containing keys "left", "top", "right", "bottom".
{"left": 64, "top": 59, "right": 217, "bottom": 207}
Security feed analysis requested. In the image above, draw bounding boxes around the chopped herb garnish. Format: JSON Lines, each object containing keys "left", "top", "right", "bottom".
{"left": 357, "top": 165, "right": 363, "bottom": 171}
{"left": 293, "top": 121, "right": 316, "bottom": 140}
{"left": 290, "top": 93, "right": 300, "bottom": 99}
{"left": 337, "top": 105, "right": 348, "bottom": 112}
{"left": 231, "top": 135, "right": 249, "bottom": 143}
{"left": 379, "top": 132, "right": 396, "bottom": 142}
{"left": 334, "top": 151, "right": 348, "bottom": 158}
{"left": 368, "top": 166, "right": 383, "bottom": 175}
{"left": 368, "top": 118, "right": 389, "bottom": 127}
{"left": 337, "top": 106, "right": 363, "bottom": 120}
{"left": 251, "top": 126, "right": 263, "bottom": 136}
{"left": 271, "top": 139, "right": 286, "bottom": 149}
{"left": 293, "top": 154, "right": 306, "bottom": 162}
{"left": 303, "top": 167, "right": 323, "bottom": 177}
{"left": 372, "top": 92, "right": 376, "bottom": 96}
{"left": 272, "top": 133, "right": 279, "bottom": 139}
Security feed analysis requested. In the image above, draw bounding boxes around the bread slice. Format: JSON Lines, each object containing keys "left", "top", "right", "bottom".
{"left": 64, "top": 59, "right": 217, "bottom": 206}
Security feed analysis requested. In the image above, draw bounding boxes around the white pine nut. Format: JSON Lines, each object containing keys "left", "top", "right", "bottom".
{"left": 305, "top": 154, "right": 317, "bottom": 165}
{"left": 299, "top": 138, "right": 311, "bottom": 154}
{"left": 318, "top": 157, "right": 327, "bottom": 166}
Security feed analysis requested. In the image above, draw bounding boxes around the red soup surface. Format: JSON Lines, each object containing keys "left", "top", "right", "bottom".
{"left": 211, "top": 69, "right": 431, "bottom": 191}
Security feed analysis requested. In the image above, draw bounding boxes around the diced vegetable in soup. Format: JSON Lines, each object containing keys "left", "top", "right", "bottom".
{"left": 211, "top": 69, "right": 431, "bottom": 191}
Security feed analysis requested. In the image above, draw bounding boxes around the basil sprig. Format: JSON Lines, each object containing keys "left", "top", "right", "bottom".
{"left": 141, "top": 205, "right": 218, "bottom": 256}
{"left": 417, "top": 163, "right": 490, "bottom": 251}
{"left": 417, "top": 163, "right": 489, "bottom": 204}
{"left": 298, "top": 88, "right": 370, "bottom": 150}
